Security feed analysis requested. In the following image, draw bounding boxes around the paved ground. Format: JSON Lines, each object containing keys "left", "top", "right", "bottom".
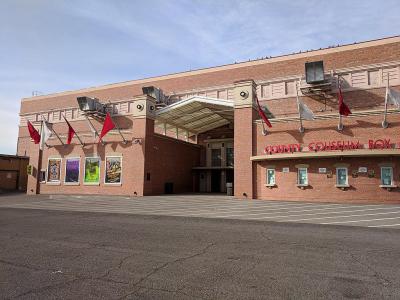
{"left": 1, "top": 193, "right": 400, "bottom": 228}
{"left": 0, "top": 207, "right": 400, "bottom": 299}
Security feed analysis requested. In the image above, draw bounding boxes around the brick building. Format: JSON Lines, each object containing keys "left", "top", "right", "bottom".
{"left": 0, "top": 154, "right": 28, "bottom": 193}
{"left": 18, "top": 36, "right": 400, "bottom": 203}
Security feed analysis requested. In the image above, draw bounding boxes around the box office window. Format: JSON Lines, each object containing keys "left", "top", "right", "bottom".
{"left": 266, "top": 169, "right": 275, "bottom": 185}
{"left": 297, "top": 168, "right": 308, "bottom": 185}
{"left": 211, "top": 149, "right": 222, "bottom": 167}
{"left": 336, "top": 168, "right": 348, "bottom": 186}
{"left": 381, "top": 167, "right": 393, "bottom": 186}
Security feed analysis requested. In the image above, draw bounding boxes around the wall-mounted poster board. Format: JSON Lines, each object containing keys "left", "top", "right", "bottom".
{"left": 105, "top": 156, "right": 122, "bottom": 185}
{"left": 65, "top": 158, "right": 80, "bottom": 184}
{"left": 84, "top": 157, "right": 100, "bottom": 185}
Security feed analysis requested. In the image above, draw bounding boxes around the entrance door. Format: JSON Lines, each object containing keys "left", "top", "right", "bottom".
{"left": 211, "top": 170, "right": 221, "bottom": 193}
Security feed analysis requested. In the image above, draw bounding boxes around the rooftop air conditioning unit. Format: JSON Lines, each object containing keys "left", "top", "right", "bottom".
{"left": 142, "top": 86, "right": 165, "bottom": 104}
{"left": 305, "top": 61, "right": 325, "bottom": 84}
{"left": 77, "top": 96, "right": 105, "bottom": 113}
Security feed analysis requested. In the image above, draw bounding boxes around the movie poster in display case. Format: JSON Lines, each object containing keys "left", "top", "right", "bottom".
{"left": 65, "top": 158, "right": 80, "bottom": 184}
{"left": 84, "top": 157, "right": 100, "bottom": 184}
{"left": 47, "top": 158, "right": 61, "bottom": 183}
{"left": 105, "top": 156, "right": 122, "bottom": 184}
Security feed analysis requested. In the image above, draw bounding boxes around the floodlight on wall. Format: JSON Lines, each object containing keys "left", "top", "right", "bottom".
{"left": 239, "top": 91, "right": 249, "bottom": 99}
{"left": 77, "top": 96, "right": 106, "bottom": 114}
{"left": 142, "top": 86, "right": 165, "bottom": 104}
{"left": 305, "top": 61, "right": 325, "bottom": 84}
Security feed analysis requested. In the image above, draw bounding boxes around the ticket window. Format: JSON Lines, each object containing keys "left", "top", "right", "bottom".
{"left": 266, "top": 169, "right": 276, "bottom": 186}
{"left": 381, "top": 167, "right": 393, "bottom": 186}
{"left": 336, "top": 168, "right": 348, "bottom": 186}
{"left": 297, "top": 168, "right": 308, "bottom": 186}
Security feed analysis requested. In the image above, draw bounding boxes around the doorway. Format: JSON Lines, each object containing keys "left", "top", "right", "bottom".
{"left": 211, "top": 170, "right": 221, "bottom": 192}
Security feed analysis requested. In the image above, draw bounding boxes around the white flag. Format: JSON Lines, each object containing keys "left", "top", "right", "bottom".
{"left": 388, "top": 88, "right": 400, "bottom": 108}
{"left": 40, "top": 121, "right": 53, "bottom": 150}
{"left": 298, "top": 99, "right": 315, "bottom": 120}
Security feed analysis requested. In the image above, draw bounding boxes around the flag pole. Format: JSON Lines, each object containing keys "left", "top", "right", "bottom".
{"left": 85, "top": 115, "right": 105, "bottom": 145}
{"left": 337, "top": 76, "right": 344, "bottom": 131}
{"left": 107, "top": 102, "right": 128, "bottom": 144}
{"left": 39, "top": 116, "right": 50, "bottom": 148}
{"left": 41, "top": 114, "right": 64, "bottom": 145}
{"left": 111, "top": 116, "right": 128, "bottom": 144}
{"left": 62, "top": 114, "right": 85, "bottom": 146}
{"left": 296, "top": 79, "right": 304, "bottom": 133}
{"left": 382, "top": 75, "right": 390, "bottom": 128}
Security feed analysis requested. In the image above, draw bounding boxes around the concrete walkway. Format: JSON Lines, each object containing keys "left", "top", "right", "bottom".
{"left": 1, "top": 193, "right": 400, "bottom": 228}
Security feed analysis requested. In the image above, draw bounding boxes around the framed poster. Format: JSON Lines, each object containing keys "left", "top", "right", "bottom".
{"left": 105, "top": 156, "right": 122, "bottom": 184}
{"left": 65, "top": 158, "right": 80, "bottom": 184}
{"left": 47, "top": 158, "right": 61, "bottom": 183}
{"left": 282, "top": 167, "right": 290, "bottom": 173}
{"left": 84, "top": 157, "right": 100, "bottom": 185}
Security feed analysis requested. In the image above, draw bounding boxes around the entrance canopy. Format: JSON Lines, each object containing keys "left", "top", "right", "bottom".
{"left": 156, "top": 96, "right": 234, "bottom": 135}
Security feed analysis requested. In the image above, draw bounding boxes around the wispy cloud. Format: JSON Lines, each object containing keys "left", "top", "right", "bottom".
{"left": 0, "top": 0, "right": 399, "bottom": 154}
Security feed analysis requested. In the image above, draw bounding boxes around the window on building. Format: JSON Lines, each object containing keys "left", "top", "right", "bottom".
{"left": 226, "top": 148, "right": 234, "bottom": 167}
{"left": 336, "top": 168, "right": 348, "bottom": 186}
{"left": 211, "top": 149, "right": 221, "bottom": 167}
{"left": 381, "top": 167, "right": 393, "bottom": 186}
{"left": 39, "top": 170, "right": 46, "bottom": 183}
{"left": 297, "top": 168, "right": 308, "bottom": 185}
{"left": 266, "top": 169, "right": 275, "bottom": 185}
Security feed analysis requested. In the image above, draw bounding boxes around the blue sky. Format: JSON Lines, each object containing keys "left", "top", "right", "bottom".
{"left": 0, "top": 0, "right": 399, "bottom": 154}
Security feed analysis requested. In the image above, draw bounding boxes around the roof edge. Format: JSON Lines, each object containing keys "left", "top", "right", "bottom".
{"left": 22, "top": 35, "right": 400, "bottom": 102}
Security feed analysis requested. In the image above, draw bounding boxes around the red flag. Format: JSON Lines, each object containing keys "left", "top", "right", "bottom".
{"left": 99, "top": 113, "right": 115, "bottom": 141}
{"left": 27, "top": 121, "right": 40, "bottom": 144}
{"left": 255, "top": 96, "right": 272, "bottom": 128}
{"left": 338, "top": 84, "right": 352, "bottom": 116}
{"left": 63, "top": 116, "right": 76, "bottom": 144}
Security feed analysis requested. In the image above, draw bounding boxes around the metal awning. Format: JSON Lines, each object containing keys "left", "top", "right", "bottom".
{"left": 156, "top": 96, "right": 234, "bottom": 135}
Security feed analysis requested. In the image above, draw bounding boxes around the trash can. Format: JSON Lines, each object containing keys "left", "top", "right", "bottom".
{"left": 226, "top": 182, "right": 233, "bottom": 196}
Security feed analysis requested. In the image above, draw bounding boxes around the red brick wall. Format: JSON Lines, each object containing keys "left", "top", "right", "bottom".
{"left": 144, "top": 134, "right": 200, "bottom": 195}
{"left": 253, "top": 114, "right": 400, "bottom": 202}
{"left": 20, "top": 40, "right": 400, "bottom": 114}
{"left": 0, "top": 156, "right": 28, "bottom": 192}
{"left": 20, "top": 116, "right": 149, "bottom": 196}
{"left": 256, "top": 157, "right": 400, "bottom": 203}
{"left": 234, "top": 107, "right": 258, "bottom": 198}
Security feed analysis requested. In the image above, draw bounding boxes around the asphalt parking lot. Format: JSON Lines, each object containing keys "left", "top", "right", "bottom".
{"left": 0, "top": 207, "right": 400, "bottom": 299}
{"left": 1, "top": 193, "right": 400, "bottom": 228}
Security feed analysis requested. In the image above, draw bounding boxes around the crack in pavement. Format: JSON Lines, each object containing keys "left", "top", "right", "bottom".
{"left": 0, "top": 259, "right": 52, "bottom": 273}
{"left": 135, "top": 285, "right": 207, "bottom": 300}
{"left": 9, "top": 278, "right": 81, "bottom": 300}
{"left": 3, "top": 248, "right": 136, "bottom": 299}
{"left": 117, "top": 242, "right": 216, "bottom": 299}
{"left": 346, "top": 249, "right": 392, "bottom": 288}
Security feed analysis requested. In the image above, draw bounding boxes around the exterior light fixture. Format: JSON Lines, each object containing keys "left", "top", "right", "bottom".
{"left": 239, "top": 91, "right": 249, "bottom": 99}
